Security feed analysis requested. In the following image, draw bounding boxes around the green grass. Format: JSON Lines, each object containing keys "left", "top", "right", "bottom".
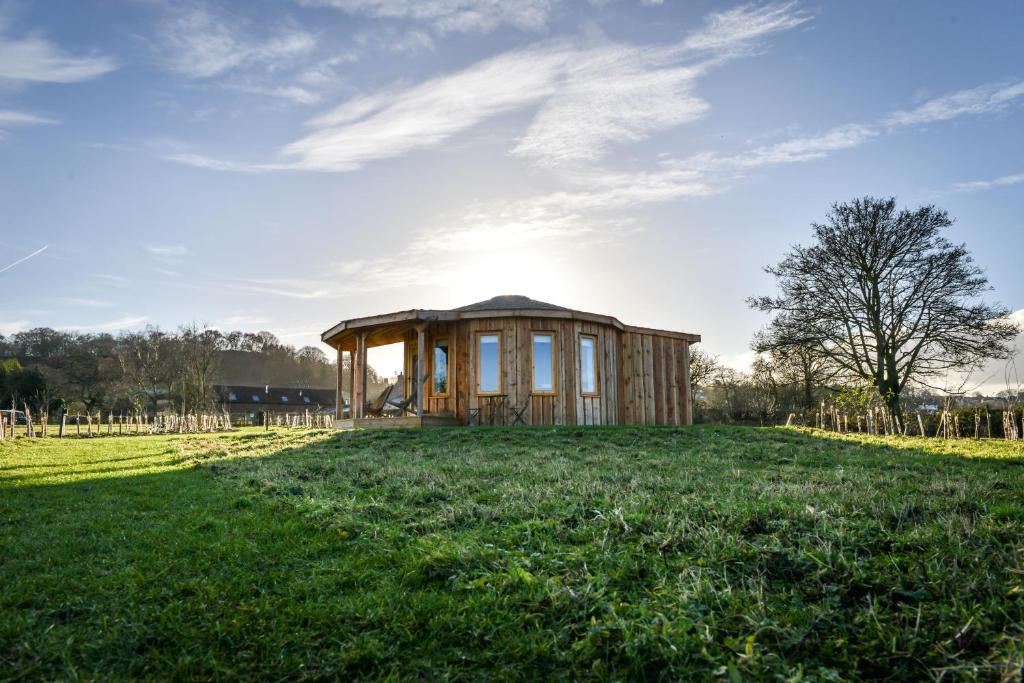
{"left": 2, "top": 426, "right": 1023, "bottom": 681}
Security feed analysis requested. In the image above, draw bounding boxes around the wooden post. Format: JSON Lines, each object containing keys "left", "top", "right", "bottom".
{"left": 359, "top": 332, "right": 368, "bottom": 420}
{"left": 917, "top": 413, "right": 926, "bottom": 438}
{"left": 336, "top": 346, "right": 343, "bottom": 421}
{"left": 417, "top": 325, "right": 425, "bottom": 418}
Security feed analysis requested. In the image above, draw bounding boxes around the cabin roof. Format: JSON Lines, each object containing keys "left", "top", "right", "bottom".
{"left": 321, "top": 294, "right": 700, "bottom": 347}
{"left": 454, "top": 295, "right": 570, "bottom": 313}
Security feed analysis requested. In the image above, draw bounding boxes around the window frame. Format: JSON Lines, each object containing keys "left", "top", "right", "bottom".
{"left": 530, "top": 330, "right": 558, "bottom": 396}
{"left": 431, "top": 337, "right": 450, "bottom": 397}
{"left": 579, "top": 334, "right": 601, "bottom": 397}
{"left": 475, "top": 331, "right": 503, "bottom": 395}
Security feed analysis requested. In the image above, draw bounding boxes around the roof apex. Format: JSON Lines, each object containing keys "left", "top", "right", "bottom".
{"left": 453, "top": 294, "right": 570, "bottom": 312}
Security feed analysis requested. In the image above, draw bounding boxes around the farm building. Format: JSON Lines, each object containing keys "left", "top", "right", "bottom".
{"left": 215, "top": 384, "right": 337, "bottom": 421}
{"left": 321, "top": 295, "right": 700, "bottom": 428}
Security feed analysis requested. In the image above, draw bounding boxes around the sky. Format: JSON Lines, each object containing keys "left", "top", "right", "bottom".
{"left": 1, "top": 0, "right": 1023, "bottom": 387}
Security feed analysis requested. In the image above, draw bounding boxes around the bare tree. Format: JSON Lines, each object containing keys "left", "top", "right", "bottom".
{"left": 750, "top": 197, "right": 1019, "bottom": 419}
{"left": 117, "top": 327, "right": 178, "bottom": 410}
{"left": 688, "top": 347, "right": 720, "bottom": 395}
{"left": 176, "top": 324, "right": 222, "bottom": 411}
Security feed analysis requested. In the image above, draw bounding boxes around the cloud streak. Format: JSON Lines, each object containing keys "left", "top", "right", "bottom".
{"left": 884, "top": 80, "right": 1024, "bottom": 127}
{"left": 0, "top": 110, "right": 59, "bottom": 126}
{"left": 0, "top": 19, "right": 117, "bottom": 83}
{"left": 953, "top": 172, "right": 1024, "bottom": 192}
{"left": 0, "top": 245, "right": 49, "bottom": 275}
{"left": 158, "top": 5, "right": 316, "bottom": 79}
{"left": 297, "top": 0, "right": 556, "bottom": 35}
{"left": 171, "top": 2, "right": 811, "bottom": 173}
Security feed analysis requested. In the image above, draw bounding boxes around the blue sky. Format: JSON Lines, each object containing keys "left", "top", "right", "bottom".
{"left": 2, "top": 0, "right": 1023, "bottom": 383}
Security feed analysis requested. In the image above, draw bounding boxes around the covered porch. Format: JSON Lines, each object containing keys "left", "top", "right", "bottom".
{"left": 324, "top": 311, "right": 460, "bottom": 428}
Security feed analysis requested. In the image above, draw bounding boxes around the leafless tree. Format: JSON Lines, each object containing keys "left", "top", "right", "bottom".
{"left": 176, "top": 324, "right": 222, "bottom": 411}
{"left": 117, "top": 327, "right": 178, "bottom": 410}
{"left": 688, "top": 347, "right": 720, "bottom": 395}
{"left": 750, "top": 197, "right": 1019, "bottom": 419}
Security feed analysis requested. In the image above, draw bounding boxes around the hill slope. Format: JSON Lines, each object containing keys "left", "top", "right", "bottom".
{"left": 1, "top": 427, "right": 1023, "bottom": 680}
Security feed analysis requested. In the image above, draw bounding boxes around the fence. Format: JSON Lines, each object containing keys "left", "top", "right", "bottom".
{"left": 0, "top": 407, "right": 336, "bottom": 440}
{"left": 784, "top": 401, "right": 1024, "bottom": 440}
{"left": 0, "top": 409, "right": 233, "bottom": 440}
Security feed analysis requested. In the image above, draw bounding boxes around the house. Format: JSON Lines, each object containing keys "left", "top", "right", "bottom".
{"left": 215, "top": 384, "right": 337, "bottom": 419}
{"left": 321, "top": 295, "right": 700, "bottom": 428}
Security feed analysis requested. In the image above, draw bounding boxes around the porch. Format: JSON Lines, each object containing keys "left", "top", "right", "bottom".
{"left": 329, "top": 312, "right": 458, "bottom": 425}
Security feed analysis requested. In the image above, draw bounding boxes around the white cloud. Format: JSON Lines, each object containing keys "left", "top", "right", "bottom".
{"left": 218, "top": 315, "right": 271, "bottom": 327}
{"left": 0, "top": 244, "right": 49, "bottom": 274}
{"left": 0, "top": 110, "right": 59, "bottom": 126}
{"left": 0, "top": 319, "right": 31, "bottom": 336}
{"left": 281, "top": 42, "right": 570, "bottom": 170}
{"left": 0, "top": 19, "right": 117, "bottom": 83}
{"left": 158, "top": 5, "right": 316, "bottom": 79}
{"left": 227, "top": 83, "right": 323, "bottom": 105}
{"left": 164, "top": 152, "right": 285, "bottom": 173}
{"left": 146, "top": 244, "right": 191, "bottom": 257}
{"left": 511, "top": 49, "right": 708, "bottom": 167}
{"left": 227, "top": 256, "right": 452, "bottom": 300}
{"left": 298, "top": 0, "right": 556, "bottom": 34}
{"left": 883, "top": 80, "right": 1024, "bottom": 127}
{"left": 719, "top": 123, "right": 877, "bottom": 168}
{"left": 72, "top": 316, "right": 149, "bottom": 333}
{"left": 953, "top": 172, "right": 1024, "bottom": 192}
{"left": 90, "top": 273, "right": 130, "bottom": 286}
{"left": 676, "top": 1, "right": 809, "bottom": 54}
{"left": 175, "top": 3, "right": 809, "bottom": 173}
{"left": 58, "top": 298, "right": 114, "bottom": 308}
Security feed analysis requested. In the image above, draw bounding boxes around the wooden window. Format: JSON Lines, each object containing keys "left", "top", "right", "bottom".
{"left": 432, "top": 338, "right": 449, "bottom": 396}
{"left": 477, "top": 333, "right": 501, "bottom": 394}
{"left": 531, "top": 332, "right": 557, "bottom": 394}
{"left": 580, "top": 334, "right": 599, "bottom": 395}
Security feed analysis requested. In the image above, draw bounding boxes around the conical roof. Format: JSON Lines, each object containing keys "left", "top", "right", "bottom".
{"left": 454, "top": 295, "right": 571, "bottom": 312}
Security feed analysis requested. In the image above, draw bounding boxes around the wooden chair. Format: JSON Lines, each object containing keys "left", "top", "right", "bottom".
{"left": 510, "top": 393, "right": 531, "bottom": 425}
{"left": 388, "top": 373, "right": 431, "bottom": 415}
{"left": 364, "top": 384, "right": 395, "bottom": 417}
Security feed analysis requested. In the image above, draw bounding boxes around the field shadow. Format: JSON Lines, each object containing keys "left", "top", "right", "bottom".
{"left": 2, "top": 426, "right": 1023, "bottom": 680}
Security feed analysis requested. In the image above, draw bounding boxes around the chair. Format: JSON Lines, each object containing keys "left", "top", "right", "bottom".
{"left": 510, "top": 393, "right": 531, "bottom": 425}
{"left": 387, "top": 373, "right": 431, "bottom": 415}
{"left": 364, "top": 384, "right": 395, "bottom": 417}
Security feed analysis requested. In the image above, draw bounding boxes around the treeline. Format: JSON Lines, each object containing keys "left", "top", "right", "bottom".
{"left": 0, "top": 326, "right": 346, "bottom": 415}
{"left": 690, "top": 347, "right": 1024, "bottom": 437}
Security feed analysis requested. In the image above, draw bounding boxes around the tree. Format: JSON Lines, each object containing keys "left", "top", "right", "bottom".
{"left": 750, "top": 197, "right": 1019, "bottom": 419}
{"left": 688, "top": 347, "right": 720, "bottom": 395}
{"left": 176, "top": 324, "right": 222, "bottom": 411}
{"left": 116, "top": 327, "right": 178, "bottom": 410}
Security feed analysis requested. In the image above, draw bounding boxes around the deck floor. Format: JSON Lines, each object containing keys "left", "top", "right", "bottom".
{"left": 333, "top": 415, "right": 463, "bottom": 429}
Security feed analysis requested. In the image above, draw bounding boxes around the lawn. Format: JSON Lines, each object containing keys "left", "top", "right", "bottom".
{"left": 1, "top": 426, "right": 1023, "bottom": 681}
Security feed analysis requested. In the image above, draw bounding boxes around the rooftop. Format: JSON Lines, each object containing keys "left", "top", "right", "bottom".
{"left": 454, "top": 295, "right": 570, "bottom": 313}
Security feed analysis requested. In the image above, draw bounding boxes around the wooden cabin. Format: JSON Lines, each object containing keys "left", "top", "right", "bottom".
{"left": 321, "top": 295, "right": 700, "bottom": 428}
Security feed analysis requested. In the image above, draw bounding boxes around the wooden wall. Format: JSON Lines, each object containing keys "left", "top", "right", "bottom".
{"left": 618, "top": 331, "right": 691, "bottom": 425}
{"left": 336, "top": 317, "right": 693, "bottom": 426}
{"left": 454, "top": 317, "right": 620, "bottom": 426}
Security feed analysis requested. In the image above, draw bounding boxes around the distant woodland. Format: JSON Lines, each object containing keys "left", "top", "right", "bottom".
{"left": 0, "top": 326, "right": 388, "bottom": 415}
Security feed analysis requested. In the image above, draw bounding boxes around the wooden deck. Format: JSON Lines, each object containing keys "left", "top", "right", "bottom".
{"left": 333, "top": 415, "right": 462, "bottom": 430}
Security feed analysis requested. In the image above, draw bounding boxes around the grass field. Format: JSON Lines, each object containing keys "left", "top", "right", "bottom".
{"left": 2, "top": 426, "right": 1023, "bottom": 681}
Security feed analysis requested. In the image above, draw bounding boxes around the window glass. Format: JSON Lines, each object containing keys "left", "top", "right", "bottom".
{"left": 533, "top": 333, "right": 554, "bottom": 392}
{"left": 478, "top": 334, "right": 500, "bottom": 393}
{"left": 433, "top": 339, "right": 449, "bottom": 395}
{"left": 580, "top": 336, "right": 597, "bottom": 394}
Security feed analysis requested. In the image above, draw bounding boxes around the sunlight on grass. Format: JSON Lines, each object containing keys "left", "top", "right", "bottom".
{"left": 1, "top": 426, "right": 1023, "bottom": 680}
